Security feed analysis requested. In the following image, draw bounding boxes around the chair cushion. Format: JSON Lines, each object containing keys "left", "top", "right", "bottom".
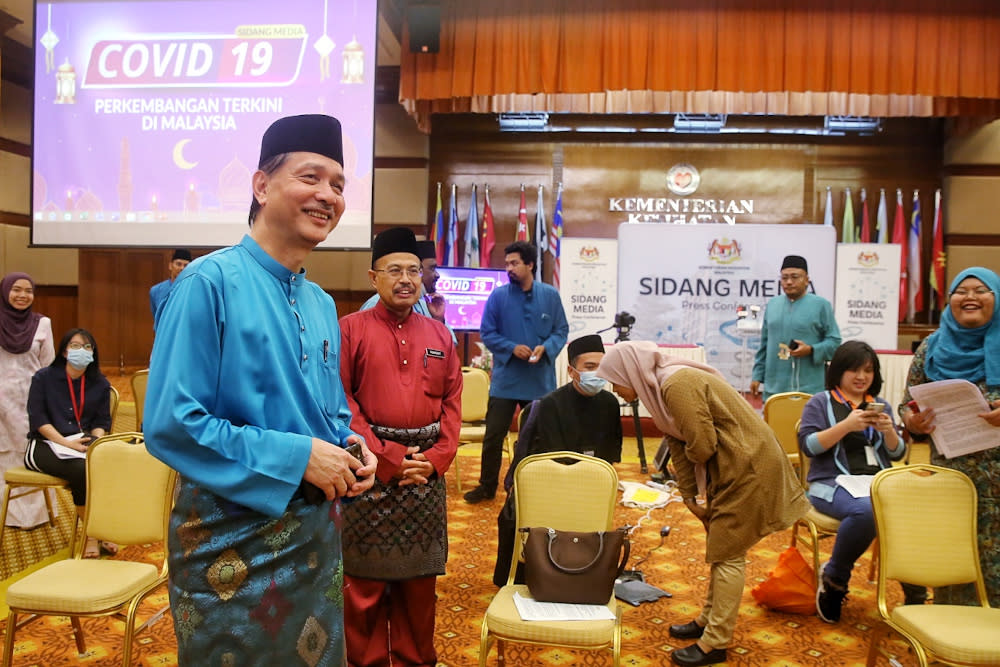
{"left": 4, "top": 467, "right": 67, "bottom": 486}
{"left": 804, "top": 507, "right": 842, "bottom": 533}
{"left": 891, "top": 604, "right": 1000, "bottom": 665}
{"left": 485, "top": 584, "right": 616, "bottom": 647}
{"left": 6, "top": 560, "right": 161, "bottom": 614}
{"left": 459, "top": 425, "right": 486, "bottom": 442}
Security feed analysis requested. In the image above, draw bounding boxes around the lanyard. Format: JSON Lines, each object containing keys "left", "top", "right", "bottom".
{"left": 831, "top": 388, "right": 874, "bottom": 443}
{"left": 66, "top": 371, "right": 85, "bottom": 430}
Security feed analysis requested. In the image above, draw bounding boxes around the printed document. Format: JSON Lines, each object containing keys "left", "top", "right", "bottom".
{"left": 909, "top": 379, "right": 999, "bottom": 458}
{"left": 512, "top": 592, "right": 615, "bottom": 621}
{"left": 45, "top": 432, "right": 87, "bottom": 460}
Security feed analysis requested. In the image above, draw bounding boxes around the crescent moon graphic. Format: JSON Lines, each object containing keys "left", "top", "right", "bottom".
{"left": 172, "top": 139, "right": 198, "bottom": 170}
{"left": 458, "top": 305, "right": 467, "bottom": 315}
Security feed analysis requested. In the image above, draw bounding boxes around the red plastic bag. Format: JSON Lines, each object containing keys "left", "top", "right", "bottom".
{"left": 751, "top": 546, "right": 816, "bottom": 615}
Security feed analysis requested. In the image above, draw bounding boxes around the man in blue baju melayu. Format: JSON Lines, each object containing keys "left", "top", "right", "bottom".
{"left": 751, "top": 254, "right": 841, "bottom": 402}
{"left": 145, "top": 114, "right": 376, "bottom": 666}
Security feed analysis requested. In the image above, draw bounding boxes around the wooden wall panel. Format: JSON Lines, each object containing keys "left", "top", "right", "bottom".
{"left": 31, "top": 285, "right": 78, "bottom": 345}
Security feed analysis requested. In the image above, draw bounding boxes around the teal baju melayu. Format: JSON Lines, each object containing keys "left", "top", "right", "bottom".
{"left": 145, "top": 235, "right": 357, "bottom": 666}
{"left": 751, "top": 292, "right": 841, "bottom": 401}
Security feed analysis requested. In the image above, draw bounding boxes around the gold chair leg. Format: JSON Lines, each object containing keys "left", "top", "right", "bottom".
{"left": 70, "top": 617, "right": 86, "bottom": 654}
{"left": 2, "top": 610, "right": 17, "bottom": 667}
{"left": 42, "top": 487, "right": 56, "bottom": 526}
{"left": 454, "top": 447, "right": 463, "bottom": 493}
{"left": 0, "top": 485, "right": 11, "bottom": 551}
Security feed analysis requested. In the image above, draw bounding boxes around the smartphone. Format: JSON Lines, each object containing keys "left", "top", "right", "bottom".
{"left": 864, "top": 403, "right": 884, "bottom": 413}
{"left": 344, "top": 442, "right": 365, "bottom": 464}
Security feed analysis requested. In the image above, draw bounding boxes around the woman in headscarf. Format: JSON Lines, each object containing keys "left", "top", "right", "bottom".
{"left": 899, "top": 266, "right": 1000, "bottom": 606}
{"left": 598, "top": 341, "right": 808, "bottom": 667}
{"left": 0, "top": 272, "right": 55, "bottom": 528}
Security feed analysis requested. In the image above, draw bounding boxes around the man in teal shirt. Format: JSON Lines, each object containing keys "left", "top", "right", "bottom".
{"left": 751, "top": 255, "right": 841, "bottom": 402}
{"left": 145, "top": 114, "right": 375, "bottom": 665}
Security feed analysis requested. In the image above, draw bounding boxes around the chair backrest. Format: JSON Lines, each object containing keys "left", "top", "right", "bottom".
{"left": 763, "top": 391, "right": 812, "bottom": 459}
{"left": 510, "top": 452, "right": 619, "bottom": 581}
{"left": 794, "top": 418, "right": 810, "bottom": 487}
{"left": 131, "top": 369, "right": 149, "bottom": 428}
{"left": 83, "top": 432, "right": 176, "bottom": 550}
{"left": 871, "top": 465, "right": 986, "bottom": 599}
{"left": 460, "top": 367, "right": 489, "bottom": 422}
{"left": 109, "top": 386, "right": 120, "bottom": 429}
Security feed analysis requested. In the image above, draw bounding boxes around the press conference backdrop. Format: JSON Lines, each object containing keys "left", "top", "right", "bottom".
{"left": 617, "top": 223, "right": 837, "bottom": 387}
{"left": 31, "top": 0, "right": 376, "bottom": 249}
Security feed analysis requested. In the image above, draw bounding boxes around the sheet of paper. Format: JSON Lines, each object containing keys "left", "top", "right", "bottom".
{"left": 836, "top": 474, "right": 874, "bottom": 498}
{"left": 512, "top": 591, "right": 615, "bottom": 621}
{"left": 45, "top": 432, "right": 87, "bottom": 460}
{"left": 909, "top": 379, "right": 999, "bottom": 458}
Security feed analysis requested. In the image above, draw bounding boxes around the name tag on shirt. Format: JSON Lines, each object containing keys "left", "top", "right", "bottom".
{"left": 425, "top": 348, "right": 445, "bottom": 359}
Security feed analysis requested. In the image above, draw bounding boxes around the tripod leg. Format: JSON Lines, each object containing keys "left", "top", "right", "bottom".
{"left": 630, "top": 399, "right": 647, "bottom": 474}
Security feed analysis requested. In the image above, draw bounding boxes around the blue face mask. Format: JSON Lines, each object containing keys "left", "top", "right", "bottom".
{"left": 66, "top": 348, "right": 94, "bottom": 371}
{"left": 576, "top": 370, "right": 606, "bottom": 396}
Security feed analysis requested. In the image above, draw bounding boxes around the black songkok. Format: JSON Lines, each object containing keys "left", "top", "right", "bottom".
{"left": 258, "top": 115, "right": 344, "bottom": 167}
{"left": 372, "top": 227, "right": 420, "bottom": 265}
{"left": 416, "top": 240, "right": 437, "bottom": 261}
{"left": 781, "top": 255, "right": 808, "bottom": 272}
{"left": 568, "top": 334, "right": 606, "bottom": 362}
{"left": 172, "top": 249, "right": 192, "bottom": 262}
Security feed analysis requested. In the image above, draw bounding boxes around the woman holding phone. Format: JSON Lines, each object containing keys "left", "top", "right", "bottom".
{"left": 797, "top": 340, "right": 917, "bottom": 623}
{"left": 24, "top": 328, "right": 114, "bottom": 558}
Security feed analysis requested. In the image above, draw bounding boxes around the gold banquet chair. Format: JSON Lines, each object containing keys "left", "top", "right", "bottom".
{"left": 763, "top": 391, "right": 811, "bottom": 468}
{"left": 455, "top": 366, "right": 490, "bottom": 492}
{"left": 130, "top": 368, "right": 149, "bottom": 430}
{"left": 2, "top": 432, "right": 177, "bottom": 667}
{"left": 789, "top": 421, "right": 842, "bottom": 589}
{"left": 867, "top": 465, "right": 1000, "bottom": 667}
{"left": 479, "top": 452, "right": 622, "bottom": 667}
{"left": 0, "top": 387, "right": 120, "bottom": 558}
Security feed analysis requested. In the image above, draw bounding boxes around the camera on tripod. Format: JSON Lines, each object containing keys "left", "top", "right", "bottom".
{"left": 612, "top": 311, "right": 636, "bottom": 342}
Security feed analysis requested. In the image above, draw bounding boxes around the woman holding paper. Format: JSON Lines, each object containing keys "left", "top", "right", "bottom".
{"left": 598, "top": 341, "right": 808, "bottom": 667}
{"left": 900, "top": 266, "right": 1000, "bottom": 606}
{"left": 0, "top": 272, "right": 55, "bottom": 528}
{"left": 797, "top": 341, "right": 920, "bottom": 623}
{"left": 24, "top": 327, "right": 114, "bottom": 558}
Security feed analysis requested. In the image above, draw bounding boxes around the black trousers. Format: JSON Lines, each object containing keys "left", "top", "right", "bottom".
{"left": 24, "top": 438, "right": 86, "bottom": 505}
{"left": 477, "top": 396, "right": 531, "bottom": 492}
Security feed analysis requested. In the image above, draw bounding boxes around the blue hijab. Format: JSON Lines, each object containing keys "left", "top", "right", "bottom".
{"left": 924, "top": 267, "right": 1000, "bottom": 388}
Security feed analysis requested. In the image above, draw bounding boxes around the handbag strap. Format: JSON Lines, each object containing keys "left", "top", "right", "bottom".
{"left": 545, "top": 527, "right": 607, "bottom": 574}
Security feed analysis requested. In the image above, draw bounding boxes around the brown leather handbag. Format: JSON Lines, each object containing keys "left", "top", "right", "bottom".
{"left": 521, "top": 527, "right": 630, "bottom": 604}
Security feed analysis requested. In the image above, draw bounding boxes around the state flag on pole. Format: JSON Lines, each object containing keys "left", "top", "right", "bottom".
{"left": 446, "top": 184, "right": 459, "bottom": 266}
{"left": 929, "top": 188, "right": 947, "bottom": 313}
{"left": 859, "top": 188, "right": 871, "bottom": 243}
{"left": 432, "top": 182, "right": 445, "bottom": 266}
{"left": 464, "top": 184, "right": 480, "bottom": 267}
{"left": 875, "top": 188, "right": 889, "bottom": 244}
{"left": 516, "top": 185, "right": 529, "bottom": 241}
{"left": 823, "top": 187, "right": 834, "bottom": 226}
{"left": 842, "top": 188, "right": 856, "bottom": 243}
{"left": 907, "top": 190, "right": 923, "bottom": 322}
{"left": 481, "top": 185, "right": 496, "bottom": 267}
{"left": 534, "top": 185, "right": 547, "bottom": 282}
{"left": 892, "top": 189, "right": 908, "bottom": 322}
{"left": 551, "top": 183, "right": 563, "bottom": 289}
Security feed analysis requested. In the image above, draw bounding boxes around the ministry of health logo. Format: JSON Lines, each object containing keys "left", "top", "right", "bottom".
{"left": 666, "top": 163, "right": 700, "bottom": 196}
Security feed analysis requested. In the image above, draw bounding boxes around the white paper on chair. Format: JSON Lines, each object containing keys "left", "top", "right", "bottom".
{"left": 45, "top": 432, "right": 87, "bottom": 460}
{"left": 512, "top": 592, "right": 615, "bottom": 621}
{"left": 835, "top": 474, "right": 874, "bottom": 498}
{"left": 909, "top": 379, "right": 999, "bottom": 458}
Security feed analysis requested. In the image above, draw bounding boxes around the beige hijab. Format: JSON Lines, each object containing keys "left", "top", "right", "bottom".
{"left": 596, "top": 341, "right": 725, "bottom": 440}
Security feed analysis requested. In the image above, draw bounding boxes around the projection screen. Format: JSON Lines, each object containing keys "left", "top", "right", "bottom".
{"left": 31, "top": 0, "right": 376, "bottom": 249}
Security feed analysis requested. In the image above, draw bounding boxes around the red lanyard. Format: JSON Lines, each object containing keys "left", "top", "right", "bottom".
{"left": 66, "top": 371, "right": 85, "bottom": 430}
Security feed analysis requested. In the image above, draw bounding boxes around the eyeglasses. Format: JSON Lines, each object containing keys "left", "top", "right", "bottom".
{"left": 374, "top": 267, "right": 422, "bottom": 279}
{"left": 67, "top": 342, "right": 94, "bottom": 351}
{"left": 951, "top": 287, "right": 994, "bottom": 298}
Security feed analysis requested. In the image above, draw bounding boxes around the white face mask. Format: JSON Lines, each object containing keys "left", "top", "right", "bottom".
{"left": 66, "top": 348, "right": 93, "bottom": 370}
{"left": 575, "top": 370, "right": 606, "bottom": 396}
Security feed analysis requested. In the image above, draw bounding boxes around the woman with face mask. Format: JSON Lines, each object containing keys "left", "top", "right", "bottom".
{"left": 1, "top": 272, "right": 55, "bottom": 528}
{"left": 24, "top": 328, "right": 114, "bottom": 558}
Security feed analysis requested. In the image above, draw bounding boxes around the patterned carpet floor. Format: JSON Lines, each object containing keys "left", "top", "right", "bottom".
{"left": 1, "top": 398, "right": 917, "bottom": 665}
